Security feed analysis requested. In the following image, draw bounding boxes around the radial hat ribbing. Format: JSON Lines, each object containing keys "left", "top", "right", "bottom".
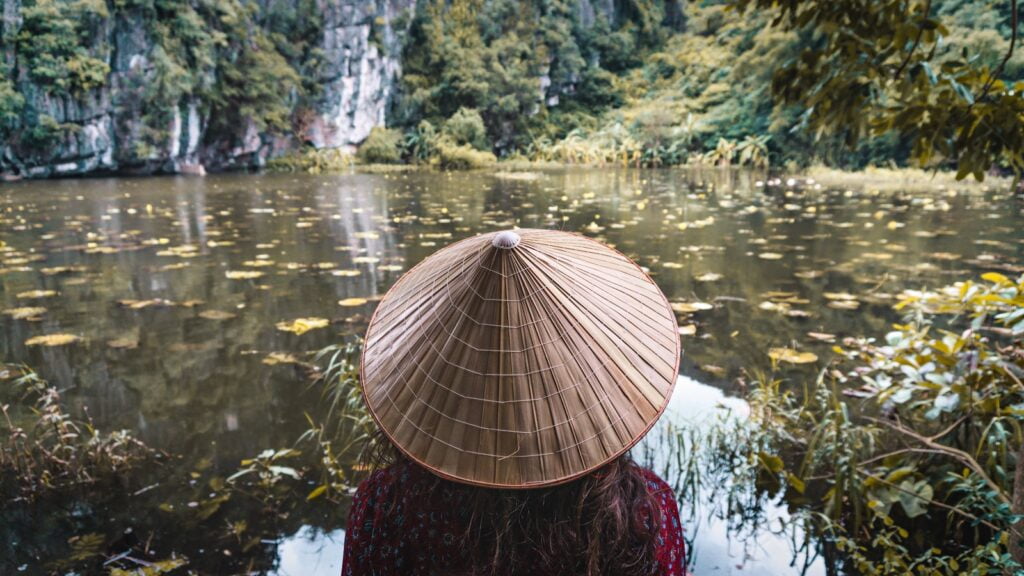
{"left": 360, "top": 229, "right": 680, "bottom": 488}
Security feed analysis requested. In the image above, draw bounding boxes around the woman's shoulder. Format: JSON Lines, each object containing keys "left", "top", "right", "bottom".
{"left": 354, "top": 458, "right": 435, "bottom": 497}
{"left": 634, "top": 465, "right": 674, "bottom": 496}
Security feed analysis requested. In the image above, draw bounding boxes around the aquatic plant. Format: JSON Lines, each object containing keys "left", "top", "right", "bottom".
{"left": 0, "top": 365, "right": 154, "bottom": 499}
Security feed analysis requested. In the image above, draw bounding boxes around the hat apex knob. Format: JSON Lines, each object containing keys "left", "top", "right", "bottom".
{"left": 491, "top": 230, "right": 521, "bottom": 249}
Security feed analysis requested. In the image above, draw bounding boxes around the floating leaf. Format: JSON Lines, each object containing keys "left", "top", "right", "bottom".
{"left": 3, "top": 306, "right": 47, "bottom": 320}
{"left": 16, "top": 289, "right": 58, "bottom": 299}
{"left": 768, "top": 347, "right": 818, "bottom": 364}
{"left": 107, "top": 337, "right": 139, "bottom": 349}
{"left": 338, "top": 298, "right": 368, "bottom": 307}
{"left": 759, "top": 252, "right": 784, "bottom": 260}
{"left": 275, "top": 317, "right": 329, "bottom": 335}
{"left": 331, "top": 269, "right": 362, "bottom": 277}
{"left": 700, "top": 364, "right": 726, "bottom": 377}
{"left": 199, "top": 310, "right": 237, "bottom": 321}
{"left": 307, "top": 484, "right": 329, "bottom": 501}
{"left": 225, "top": 270, "right": 265, "bottom": 280}
{"left": 672, "top": 301, "right": 713, "bottom": 314}
{"left": 823, "top": 292, "right": 857, "bottom": 301}
{"left": 26, "top": 333, "right": 81, "bottom": 347}
{"left": 263, "top": 352, "right": 301, "bottom": 365}
{"left": 678, "top": 324, "right": 697, "bottom": 336}
{"left": 695, "top": 272, "right": 723, "bottom": 282}
{"left": 118, "top": 298, "right": 175, "bottom": 309}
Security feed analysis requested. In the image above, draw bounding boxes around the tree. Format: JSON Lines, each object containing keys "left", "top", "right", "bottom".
{"left": 723, "top": 0, "right": 1023, "bottom": 181}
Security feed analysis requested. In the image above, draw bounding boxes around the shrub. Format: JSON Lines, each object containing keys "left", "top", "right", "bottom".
{"left": 436, "top": 141, "right": 496, "bottom": 170}
{"left": 729, "top": 273, "right": 1024, "bottom": 573}
{"left": 442, "top": 107, "right": 489, "bottom": 150}
{"left": 357, "top": 127, "right": 403, "bottom": 164}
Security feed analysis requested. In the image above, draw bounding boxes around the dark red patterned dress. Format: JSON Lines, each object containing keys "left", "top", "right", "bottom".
{"left": 341, "top": 459, "right": 686, "bottom": 576}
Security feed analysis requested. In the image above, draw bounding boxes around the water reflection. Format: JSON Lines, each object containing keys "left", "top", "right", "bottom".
{"left": 272, "top": 526, "right": 344, "bottom": 576}
{"left": 644, "top": 377, "right": 825, "bottom": 575}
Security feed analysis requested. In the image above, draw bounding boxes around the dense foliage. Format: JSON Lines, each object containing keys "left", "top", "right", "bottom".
{"left": 0, "top": 0, "right": 1020, "bottom": 174}
{"left": 729, "top": 274, "right": 1024, "bottom": 574}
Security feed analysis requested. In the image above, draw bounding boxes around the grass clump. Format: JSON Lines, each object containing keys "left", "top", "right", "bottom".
{"left": 436, "top": 142, "right": 496, "bottom": 170}
{"left": 356, "top": 127, "right": 403, "bottom": 164}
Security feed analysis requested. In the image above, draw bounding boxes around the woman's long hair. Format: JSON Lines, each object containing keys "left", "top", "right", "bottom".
{"left": 363, "top": 430, "right": 663, "bottom": 576}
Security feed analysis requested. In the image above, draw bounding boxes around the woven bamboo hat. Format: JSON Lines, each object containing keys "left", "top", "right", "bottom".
{"left": 360, "top": 229, "right": 680, "bottom": 488}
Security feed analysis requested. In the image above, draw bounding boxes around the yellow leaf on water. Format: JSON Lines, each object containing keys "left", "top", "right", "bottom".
{"left": 823, "top": 292, "right": 857, "bottom": 301}
{"left": 199, "top": 310, "right": 237, "bottom": 321}
{"left": 275, "top": 317, "right": 329, "bottom": 335}
{"left": 3, "top": 306, "right": 47, "bottom": 320}
{"left": 695, "top": 272, "right": 723, "bottom": 282}
{"left": 263, "top": 352, "right": 301, "bottom": 365}
{"left": 16, "top": 290, "right": 58, "bottom": 299}
{"left": 331, "top": 269, "right": 361, "bottom": 277}
{"left": 672, "top": 301, "right": 713, "bottom": 314}
{"left": 981, "top": 272, "right": 1010, "bottom": 285}
{"left": 107, "top": 337, "right": 139, "bottom": 349}
{"left": 118, "top": 298, "right": 174, "bottom": 309}
{"left": 768, "top": 347, "right": 818, "bottom": 364}
{"left": 26, "top": 333, "right": 81, "bottom": 347}
{"left": 338, "top": 298, "right": 368, "bottom": 307}
{"left": 225, "top": 270, "right": 265, "bottom": 280}
{"left": 678, "top": 324, "right": 697, "bottom": 336}
{"left": 758, "top": 252, "right": 784, "bottom": 260}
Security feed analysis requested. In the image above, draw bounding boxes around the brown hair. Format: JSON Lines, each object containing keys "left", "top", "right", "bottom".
{"left": 363, "top": 431, "right": 663, "bottom": 576}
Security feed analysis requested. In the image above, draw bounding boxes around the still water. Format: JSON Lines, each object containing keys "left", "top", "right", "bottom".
{"left": 1, "top": 168, "right": 1020, "bottom": 574}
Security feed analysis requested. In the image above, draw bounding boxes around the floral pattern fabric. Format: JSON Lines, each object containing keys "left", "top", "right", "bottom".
{"left": 341, "top": 459, "right": 686, "bottom": 576}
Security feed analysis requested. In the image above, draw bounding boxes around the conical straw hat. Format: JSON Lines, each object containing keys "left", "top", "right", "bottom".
{"left": 361, "top": 229, "right": 680, "bottom": 488}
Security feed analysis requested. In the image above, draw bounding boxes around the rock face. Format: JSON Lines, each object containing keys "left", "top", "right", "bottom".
{"left": 0, "top": 0, "right": 412, "bottom": 178}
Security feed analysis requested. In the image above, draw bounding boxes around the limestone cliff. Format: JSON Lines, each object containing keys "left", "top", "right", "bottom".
{"left": 0, "top": 0, "right": 411, "bottom": 178}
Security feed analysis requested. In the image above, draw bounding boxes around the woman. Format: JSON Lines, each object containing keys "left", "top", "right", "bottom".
{"left": 343, "top": 229, "right": 686, "bottom": 576}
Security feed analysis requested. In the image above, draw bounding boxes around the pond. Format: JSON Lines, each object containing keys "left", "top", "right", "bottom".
{"left": 1, "top": 168, "right": 1020, "bottom": 574}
